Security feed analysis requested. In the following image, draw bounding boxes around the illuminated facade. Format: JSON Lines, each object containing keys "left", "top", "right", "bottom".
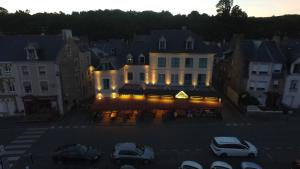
{"left": 91, "top": 29, "right": 218, "bottom": 105}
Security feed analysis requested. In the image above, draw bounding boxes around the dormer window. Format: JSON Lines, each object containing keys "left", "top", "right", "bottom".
{"left": 25, "top": 46, "right": 38, "bottom": 60}
{"left": 159, "top": 37, "right": 166, "bottom": 50}
{"left": 127, "top": 54, "right": 133, "bottom": 64}
{"left": 139, "top": 54, "right": 145, "bottom": 64}
{"left": 186, "top": 37, "right": 194, "bottom": 50}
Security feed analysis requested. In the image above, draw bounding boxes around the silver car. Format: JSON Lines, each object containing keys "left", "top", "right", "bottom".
{"left": 111, "top": 142, "right": 155, "bottom": 164}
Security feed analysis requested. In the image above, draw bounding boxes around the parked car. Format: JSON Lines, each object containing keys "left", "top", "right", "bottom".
{"left": 179, "top": 160, "right": 203, "bottom": 169}
{"left": 210, "top": 161, "right": 233, "bottom": 169}
{"left": 52, "top": 144, "right": 102, "bottom": 164}
{"left": 120, "top": 165, "right": 137, "bottom": 169}
{"left": 292, "top": 160, "right": 300, "bottom": 169}
{"left": 210, "top": 137, "right": 258, "bottom": 157}
{"left": 111, "top": 142, "right": 155, "bottom": 164}
{"left": 241, "top": 162, "right": 262, "bottom": 169}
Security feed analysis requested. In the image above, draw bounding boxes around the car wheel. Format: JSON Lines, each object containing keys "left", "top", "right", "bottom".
{"left": 143, "top": 159, "right": 150, "bottom": 164}
{"left": 248, "top": 153, "right": 255, "bottom": 158}
{"left": 220, "top": 153, "right": 227, "bottom": 157}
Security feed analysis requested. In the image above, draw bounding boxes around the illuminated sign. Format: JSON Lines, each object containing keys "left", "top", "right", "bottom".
{"left": 175, "top": 91, "right": 188, "bottom": 99}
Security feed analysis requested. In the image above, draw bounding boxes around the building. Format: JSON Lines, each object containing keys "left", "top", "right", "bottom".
{"left": 91, "top": 29, "right": 221, "bottom": 115}
{"left": 225, "top": 39, "right": 285, "bottom": 108}
{"left": 0, "top": 30, "right": 92, "bottom": 117}
{"left": 282, "top": 39, "right": 300, "bottom": 109}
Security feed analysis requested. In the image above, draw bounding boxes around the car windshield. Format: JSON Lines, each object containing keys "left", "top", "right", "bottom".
{"left": 239, "top": 139, "right": 250, "bottom": 148}
{"left": 136, "top": 144, "right": 145, "bottom": 154}
{"left": 77, "top": 145, "right": 88, "bottom": 154}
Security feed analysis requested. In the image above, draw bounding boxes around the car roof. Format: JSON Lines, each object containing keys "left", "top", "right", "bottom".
{"left": 214, "top": 137, "right": 241, "bottom": 145}
{"left": 241, "top": 162, "right": 262, "bottom": 169}
{"left": 211, "top": 161, "right": 233, "bottom": 169}
{"left": 115, "top": 143, "right": 137, "bottom": 151}
{"left": 182, "top": 161, "right": 203, "bottom": 169}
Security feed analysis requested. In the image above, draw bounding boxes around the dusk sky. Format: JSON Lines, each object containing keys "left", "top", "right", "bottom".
{"left": 1, "top": 0, "right": 299, "bottom": 17}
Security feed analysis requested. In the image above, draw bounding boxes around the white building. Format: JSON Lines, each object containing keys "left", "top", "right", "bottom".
{"left": 282, "top": 39, "right": 300, "bottom": 109}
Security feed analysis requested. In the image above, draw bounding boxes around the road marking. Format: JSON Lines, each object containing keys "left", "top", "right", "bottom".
{"left": 239, "top": 123, "right": 244, "bottom": 126}
{"left": 23, "top": 131, "right": 45, "bottom": 135}
{"left": 3, "top": 150, "right": 26, "bottom": 155}
{"left": 66, "top": 126, "right": 70, "bottom": 128}
{"left": 11, "top": 139, "right": 36, "bottom": 144}
{"left": 246, "top": 123, "right": 252, "bottom": 126}
{"left": 18, "top": 135, "right": 40, "bottom": 139}
{"left": 232, "top": 123, "right": 238, "bottom": 126}
{"left": 73, "top": 126, "right": 78, "bottom": 128}
{"left": 225, "top": 123, "right": 231, "bottom": 126}
{"left": 5, "top": 144, "right": 31, "bottom": 149}
{"left": 27, "top": 127, "right": 48, "bottom": 131}
{"left": 81, "top": 125, "right": 86, "bottom": 128}
{"left": 50, "top": 126, "right": 55, "bottom": 129}
{"left": 58, "top": 126, "right": 63, "bottom": 128}
{"left": 7, "top": 156, "right": 20, "bottom": 161}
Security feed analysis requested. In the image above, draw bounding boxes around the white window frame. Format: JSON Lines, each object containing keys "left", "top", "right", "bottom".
{"left": 23, "top": 81, "right": 32, "bottom": 94}
{"left": 40, "top": 80, "right": 49, "bottom": 93}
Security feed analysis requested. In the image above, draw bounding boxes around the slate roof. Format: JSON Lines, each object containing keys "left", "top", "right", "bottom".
{"left": 239, "top": 40, "right": 285, "bottom": 63}
{"left": 92, "top": 29, "right": 219, "bottom": 70}
{"left": 285, "top": 39, "right": 300, "bottom": 63}
{"left": 0, "top": 35, "right": 64, "bottom": 62}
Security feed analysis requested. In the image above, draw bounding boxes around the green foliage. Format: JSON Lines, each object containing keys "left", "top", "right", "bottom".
{"left": 0, "top": 7, "right": 8, "bottom": 15}
{"left": 216, "top": 0, "right": 233, "bottom": 17}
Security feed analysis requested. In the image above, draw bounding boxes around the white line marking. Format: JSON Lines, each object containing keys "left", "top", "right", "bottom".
{"left": 23, "top": 131, "right": 45, "bottom": 135}
{"left": 5, "top": 144, "right": 31, "bottom": 149}
{"left": 50, "top": 126, "right": 55, "bottom": 129}
{"left": 232, "top": 123, "right": 238, "bottom": 126}
{"left": 11, "top": 139, "right": 36, "bottom": 144}
{"left": 225, "top": 123, "right": 231, "bottom": 126}
{"left": 81, "top": 125, "right": 86, "bottom": 128}
{"left": 8, "top": 156, "right": 20, "bottom": 161}
{"left": 18, "top": 135, "right": 40, "bottom": 139}
{"left": 66, "top": 126, "right": 70, "bottom": 128}
{"left": 3, "top": 150, "right": 26, "bottom": 155}
{"left": 73, "top": 126, "right": 78, "bottom": 128}
{"left": 27, "top": 128, "right": 48, "bottom": 131}
{"left": 58, "top": 126, "right": 63, "bottom": 128}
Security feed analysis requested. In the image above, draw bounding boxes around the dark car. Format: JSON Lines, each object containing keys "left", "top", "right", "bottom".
{"left": 52, "top": 144, "right": 102, "bottom": 164}
{"left": 292, "top": 160, "right": 300, "bottom": 169}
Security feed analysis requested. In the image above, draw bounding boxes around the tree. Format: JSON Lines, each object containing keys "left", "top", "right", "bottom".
{"left": 231, "top": 5, "right": 248, "bottom": 18}
{"left": 0, "top": 7, "right": 8, "bottom": 15}
{"left": 216, "top": 0, "right": 233, "bottom": 17}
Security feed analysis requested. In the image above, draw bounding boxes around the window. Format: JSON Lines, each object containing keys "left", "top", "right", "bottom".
{"left": 251, "top": 71, "right": 257, "bottom": 74}
{"left": 38, "top": 66, "right": 46, "bottom": 76}
{"left": 158, "top": 57, "right": 166, "bottom": 68}
{"left": 199, "top": 58, "right": 208, "bottom": 68}
{"left": 293, "top": 64, "right": 300, "bottom": 73}
{"left": 197, "top": 74, "right": 206, "bottom": 86}
{"left": 23, "top": 81, "right": 32, "bottom": 93}
{"left": 127, "top": 72, "right": 133, "bottom": 81}
{"left": 184, "top": 74, "right": 192, "bottom": 85}
{"left": 7, "top": 80, "right": 15, "bottom": 92}
{"left": 102, "top": 79, "right": 110, "bottom": 90}
{"left": 40, "top": 81, "right": 48, "bottom": 92}
{"left": 159, "top": 37, "right": 166, "bottom": 50}
{"left": 127, "top": 54, "right": 133, "bottom": 64}
{"left": 290, "top": 80, "right": 298, "bottom": 91}
{"left": 21, "top": 66, "right": 29, "bottom": 75}
{"left": 185, "top": 37, "right": 194, "bottom": 50}
{"left": 27, "top": 49, "right": 36, "bottom": 59}
{"left": 139, "top": 55, "right": 145, "bottom": 64}
{"left": 171, "top": 57, "right": 180, "bottom": 68}
{"left": 256, "top": 81, "right": 268, "bottom": 91}
{"left": 249, "top": 81, "right": 255, "bottom": 90}
{"left": 171, "top": 74, "right": 179, "bottom": 85}
{"left": 272, "top": 64, "right": 282, "bottom": 73}
{"left": 4, "top": 64, "right": 11, "bottom": 73}
{"left": 185, "top": 58, "right": 193, "bottom": 68}
{"left": 258, "top": 64, "right": 269, "bottom": 75}
{"left": 139, "top": 72, "right": 145, "bottom": 81}
{"left": 158, "top": 74, "right": 165, "bottom": 84}
{"left": 273, "top": 80, "right": 279, "bottom": 89}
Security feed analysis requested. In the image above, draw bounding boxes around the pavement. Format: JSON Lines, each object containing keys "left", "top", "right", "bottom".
{"left": 0, "top": 99, "right": 300, "bottom": 169}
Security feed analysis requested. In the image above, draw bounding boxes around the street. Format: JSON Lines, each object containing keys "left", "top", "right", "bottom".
{"left": 1, "top": 101, "right": 300, "bottom": 169}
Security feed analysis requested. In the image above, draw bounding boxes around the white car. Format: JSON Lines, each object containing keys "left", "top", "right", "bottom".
{"left": 241, "top": 162, "right": 262, "bottom": 169}
{"left": 211, "top": 161, "right": 232, "bottom": 169}
{"left": 210, "top": 137, "right": 258, "bottom": 157}
{"left": 179, "top": 161, "right": 203, "bottom": 169}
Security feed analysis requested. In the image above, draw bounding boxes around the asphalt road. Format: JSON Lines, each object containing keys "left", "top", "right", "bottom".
{"left": 4, "top": 121, "right": 299, "bottom": 169}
